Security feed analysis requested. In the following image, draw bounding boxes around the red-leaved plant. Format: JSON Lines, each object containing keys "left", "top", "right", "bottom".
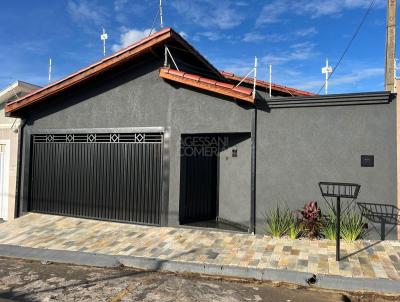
{"left": 296, "top": 201, "right": 322, "bottom": 238}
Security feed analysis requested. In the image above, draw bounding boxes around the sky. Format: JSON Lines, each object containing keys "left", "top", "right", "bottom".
{"left": 0, "top": 0, "right": 395, "bottom": 94}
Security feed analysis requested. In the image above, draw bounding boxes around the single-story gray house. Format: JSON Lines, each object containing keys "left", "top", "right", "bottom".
{"left": 6, "top": 28, "right": 397, "bottom": 239}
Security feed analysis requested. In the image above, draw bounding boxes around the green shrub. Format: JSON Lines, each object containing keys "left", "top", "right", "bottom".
{"left": 288, "top": 216, "right": 303, "bottom": 239}
{"left": 321, "top": 208, "right": 337, "bottom": 240}
{"left": 320, "top": 209, "right": 367, "bottom": 242}
{"left": 264, "top": 205, "right": 292, "bottom": 238}
{"left": 340, "top": 212, "right": 367, "bottom": 242}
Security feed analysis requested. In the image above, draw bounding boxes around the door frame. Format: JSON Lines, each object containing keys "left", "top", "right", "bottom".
{"left": 19, "top": 127, "right": 170, "bottom": 226}
{"left": 0, "top": 139, "right": 10, "bottom": 220}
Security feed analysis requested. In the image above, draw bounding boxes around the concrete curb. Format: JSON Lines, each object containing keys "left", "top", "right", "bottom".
{"left": 0, "top": 244, "right": 399, "bottom": 294}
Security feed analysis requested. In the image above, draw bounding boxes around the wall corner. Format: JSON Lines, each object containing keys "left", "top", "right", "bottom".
{"left": 396, "top": 79, "right": 400, "bottom": 239}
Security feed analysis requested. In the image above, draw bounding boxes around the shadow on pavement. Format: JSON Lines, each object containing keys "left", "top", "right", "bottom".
{"left": 0, "top": 248, "right": 200, "bottom": 301}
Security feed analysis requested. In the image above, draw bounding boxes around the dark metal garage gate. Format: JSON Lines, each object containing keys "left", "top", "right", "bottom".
{"left": 28, "top": 132, "right": 163, "bottom": 225}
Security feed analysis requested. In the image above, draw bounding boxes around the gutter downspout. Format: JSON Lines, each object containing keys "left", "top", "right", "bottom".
{"left": 250, "top": 58, "right": 258, "bottom": 235}
{"left": 14, "top": 118, "right": 26, "bottom": 218}
{"left": 250, "top": 102, "right": 257, "bottom": 234}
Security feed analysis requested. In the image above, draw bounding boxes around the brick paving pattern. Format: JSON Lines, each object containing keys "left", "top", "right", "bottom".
{"left": 0, "top": 213, "right": 399, "bottom": 281}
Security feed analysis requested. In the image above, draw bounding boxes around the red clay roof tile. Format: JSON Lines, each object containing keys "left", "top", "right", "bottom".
{"left": 232, "top": 86, "right": 252, "bottom": 95}
{"left": 215, "top": 82, "right": 235, "bottom": 89}
{"left": 160, "top": 67, "right": 253, "bottom": 103}
{"left": 183, "top": 73, "right": 201, "bottom": 81}
{"left": 199, "top": 78, "right": 217, "bottom": 85}
{"left": 167, "top": 69, "right": 184, "bottom": 76}
{"left": 220, "top": 71, "right": 234, "bottom": 77}
{"left": 220, "top": 70, "right": 315, "bottom": 96}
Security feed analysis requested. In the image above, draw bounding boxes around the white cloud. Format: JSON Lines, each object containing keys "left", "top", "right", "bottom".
{"left": 179, "top": 31, "right": 188, "bottom": 39}
{"left": 194, "top": 31, "right": 235, "bottom": 42}
{"left": 234, "top": 1, "right": 249, "bottom": 6}
{"left": 344, "top": 0, "right": 386, "bottom": 9}
{"left": 262, "top": 42, "right": 316, "bottom": 65}
{"left": 330, "top": 67, "right": 383, "bottom": 85}
{"left": 171, "top": 0, "right": 244, "bottom": 29}
{"left": 243, "top": 26, "right": 317, "bottom": 44}
{"left": 67, "top": 0, "right": 106, "bottom": 26}
{"left": 111, "top": 28, "right": 152, "bottom": 52}
{"left": 242, "top": 28, "right": 316, "bottom": 44}
{"left": 196, "top": 32, "right": 222, "bottom": 41}
{"left": 256, "top": 0, "right": 385, "bottom": 26}
{"left": 286, "top": 67, "right": 384, "bottom": 92}
{"left": 213, "top": 57, "right": 257, "bottom": 76}
{"left": 295, "top": 27, "right": 318, "bottom": 37}
{"left": 243, "top": 32, "right": 266, "bottom": 42}
{"left": 255, "top": 1, "right": 288, "bottom": 26}
{"left": 113, "top": 0, "right": 147, "bottom": 23}
{"left": 114, "top": 0, "right": 128, "bottom": 11}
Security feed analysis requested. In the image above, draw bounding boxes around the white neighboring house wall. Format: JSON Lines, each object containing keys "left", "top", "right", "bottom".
{"left": 0, "top": 81, "right": 40, "bottom": 221}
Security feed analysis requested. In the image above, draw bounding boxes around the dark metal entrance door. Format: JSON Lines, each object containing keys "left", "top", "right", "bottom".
{"left": 180, "top": 144, "right": 218, "bottom": 224}
{"left": 28, "top": 132, "right": 163, "bottom": 225}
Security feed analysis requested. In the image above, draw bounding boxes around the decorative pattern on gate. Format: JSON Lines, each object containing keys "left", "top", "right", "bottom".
{"left": 33, "top": 133, "right": 163, "bottom": 143}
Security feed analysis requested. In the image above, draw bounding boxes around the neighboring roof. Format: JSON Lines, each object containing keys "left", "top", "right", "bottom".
{"left": 159, "top": 67, "right": 253, "bottom": 104}
{"left": 0, "top": 81, "right": 40, "bottom": 104}
{"left": 6, "top": 28, "right": 222, "bottom": 115}
{"left": 220, "top": 71, "right": 315, "bottom": 97}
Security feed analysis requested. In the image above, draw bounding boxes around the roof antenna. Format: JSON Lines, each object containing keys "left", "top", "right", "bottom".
{"left": 101, "top": 27, "right": 108, "bottom": 57}
{"left": 235, "top": 57, "right": 258, "bottom": 100}
{"left": 160, "top": 0, "right": 164, "bottom": 28}
{"left": 269, "top": 64, "right": 272, "bottom": 98}
{"left": 253, "top": 57, "right": 257, "bottom": 100}
{"left": 321, "top": 58, "right": 332, "bottom": 95}
{"left": 48, "top": 58, "right": 52, "bottom": 83}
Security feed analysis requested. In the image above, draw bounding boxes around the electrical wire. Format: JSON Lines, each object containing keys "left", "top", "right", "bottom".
{"left": 317, "top": 0, "right": 376, "bottom": 94}
{"left": 168, "top": 46, "right": 292, "bottom": 94}
{"left": 165, "top": 45, "right": 224, "bottom": 75}
{"left": 148, "top": 5, "right": 161, "bottom": 37}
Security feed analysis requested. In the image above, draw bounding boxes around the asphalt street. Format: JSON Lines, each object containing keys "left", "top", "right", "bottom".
{"left": 0, "top": 257, "right": 397, "bottom": 302}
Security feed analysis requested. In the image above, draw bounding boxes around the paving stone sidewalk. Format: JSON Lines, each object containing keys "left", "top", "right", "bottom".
{"left": 0, "top": 213, "right": 399, "bottom": 281}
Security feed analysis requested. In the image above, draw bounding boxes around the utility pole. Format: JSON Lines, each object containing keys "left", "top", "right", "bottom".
{"left": 385, "top": 0, "right": 396, "bottom": 92}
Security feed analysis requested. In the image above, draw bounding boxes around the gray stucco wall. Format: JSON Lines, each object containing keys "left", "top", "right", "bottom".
{"left": 256, "top": 101, "right": 397, "bottom": 239}
{"left": 19, "top": 57, "right": 252, "bottom": 227}
{"left": 218, "top": 133, "right": 251, "bottom": 229}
